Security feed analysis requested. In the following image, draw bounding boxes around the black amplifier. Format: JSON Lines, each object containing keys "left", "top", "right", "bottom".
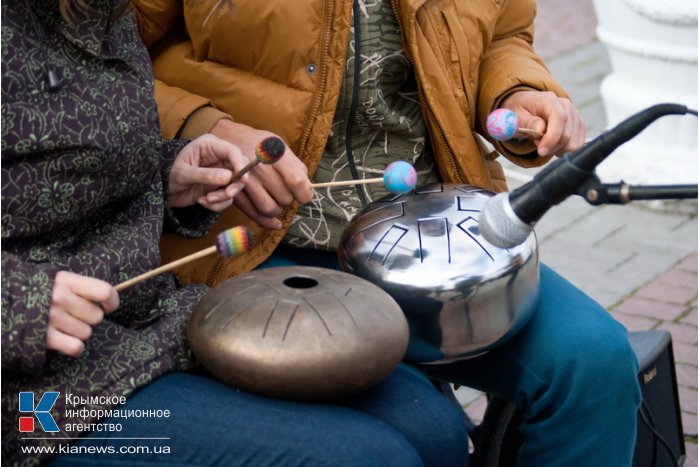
{"left": 629, "top": 330, "right": 686, "bottom": 467}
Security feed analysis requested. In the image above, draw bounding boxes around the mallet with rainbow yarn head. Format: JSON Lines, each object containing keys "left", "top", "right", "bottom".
{"left": 230, "top": 136, "right": 286, "bottom": 182}
{"left": 115, "top": 226, "right": 254, "bottom": 292}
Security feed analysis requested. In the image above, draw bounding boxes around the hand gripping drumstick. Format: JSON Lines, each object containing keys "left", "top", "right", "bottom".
{"left": 311, "top": 161, "right": 418, "bottom": 194}
{"left": 115, "top": 226, "right": 254, "bottom": 292}
{"left": 486, "top": 108, "right": 544, "bottom": 141}
{"left": 230, "top": 136, "right": 286, "bottom": 182}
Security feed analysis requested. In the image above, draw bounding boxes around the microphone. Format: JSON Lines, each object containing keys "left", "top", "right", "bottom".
{"left": 478, "top": 103, "right": 694, "bottom": 248}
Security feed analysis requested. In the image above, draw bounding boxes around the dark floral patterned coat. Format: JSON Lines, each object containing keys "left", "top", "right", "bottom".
{"left": 2, "top": 2, "right": 215, "bottom": 464}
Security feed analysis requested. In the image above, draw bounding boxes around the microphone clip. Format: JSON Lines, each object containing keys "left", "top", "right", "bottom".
{"left": 577, "top": 174, "right": 698, "bottom": 205}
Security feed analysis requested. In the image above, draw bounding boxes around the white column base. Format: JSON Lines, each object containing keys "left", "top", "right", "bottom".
{"left": 592, "top": 0, "right": 698, "bottom": 187}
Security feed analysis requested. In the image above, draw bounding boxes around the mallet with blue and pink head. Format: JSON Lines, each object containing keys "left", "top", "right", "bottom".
{"left": 486, "top": 108, "right": 544, "bottom": 141}
{"left": 311, "top": 161, "right": 417, "bottom": 194}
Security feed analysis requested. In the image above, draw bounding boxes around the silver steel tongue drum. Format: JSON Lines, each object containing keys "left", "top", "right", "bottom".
{"left": 187, "top": 266, "right": 409, "bottom": 400}
{"left": 338, "top": 184, "right": 540, "bottom": 367}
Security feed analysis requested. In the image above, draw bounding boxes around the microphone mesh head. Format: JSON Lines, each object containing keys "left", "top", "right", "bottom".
{"left": 478, "top": 193, "right": 533, "bottom": 248}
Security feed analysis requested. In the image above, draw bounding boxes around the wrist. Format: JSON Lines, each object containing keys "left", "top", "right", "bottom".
{"left": 210, "top": 118, "right": 247, "bottom": 137}
{"left": 180, "top": 107, "right": 233, "bottom": 140}
{"left": 210, "top": 121, "right": 279, "bottom": 157}
{"left": 497, "top": 86, "right": 538, "bottom": 110}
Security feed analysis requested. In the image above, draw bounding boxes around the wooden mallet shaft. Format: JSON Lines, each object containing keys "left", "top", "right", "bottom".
{"left": 115, "top": 247, "right": 216, "bottom": 292}
{"left": 114, "top": 226, "right": 254, "bottom": 292}
{"left": 311, "top": 177, "right": 384, "bottom": 189}
{"left": 310, "top": 161, "right": 417, "bottom": 194}
{"left": 516, "top": 127, "right": 544, "bottom": 139}
{"left": 231, "top": 159, "right": 259, "bottom": 183}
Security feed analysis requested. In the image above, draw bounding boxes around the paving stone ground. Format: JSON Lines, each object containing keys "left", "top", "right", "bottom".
{"left": 456, "top": 0, "right": 698, "bottom": 463}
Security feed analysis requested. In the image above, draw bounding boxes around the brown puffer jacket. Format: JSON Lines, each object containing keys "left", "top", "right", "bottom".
{"left": 134, "top": 0, "right": 567, "bottom": 285}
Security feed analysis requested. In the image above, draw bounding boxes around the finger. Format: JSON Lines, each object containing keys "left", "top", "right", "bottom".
{"left": 203, "top": 135, "right": 251, "bottom": 173}
{"left": 174, "top": 165, "right": 234, "bottom": 189}
{"left": 292, "top": 179, "right": 314, "bottom": 205}
{"left": 550, "top": 112, "right": 574, "bottom": 156}
{"left": 275, "top": 164, "right": 313, "bottom": 204}
{"left": 198, "top": 194, "right": 234, "bottom": 212}
{"left": 549, "top": 100, "right": 586, "bottom": 155}
{"left": 46, "top": 326, "right": 86, "bottom": 357}
{"left": 202, "top": 180, "right": 245, "bottom": 205}
{"left": 204, "top": 186, "right": 232, "bottom": 204}
{"left": 241, "top": 175, "right": 285, "bottom": 219}
{"left": 55, "top": 271, "right": 119, "bottom": 314}
{"left": 225, "top": 181, "right": 246, "bottom": 199}
{"left": 63, "top": 295, "right": 105, "bottom": 326}
{"left": 566, "top": 108, "right": 586, "bottom": 151}
{"left": 275, "top": 151, "right": 312, "bottom": 203}
{"left": 537, "top": 105, "right": 568, "bottom": 156}
{"left": 234, "top": 191, "right": 283, "bottom": 230}
{"left": 517, "top": 114, "right": 546, "bottom": 137}
{"left": 49, "top": 307, "right": 93, "bottom": 341}
{"left": 251, "top": 164, "right": 295, "bottom": 207}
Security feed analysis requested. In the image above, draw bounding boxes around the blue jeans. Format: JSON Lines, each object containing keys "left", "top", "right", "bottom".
{"left": 263, "top": 248, "right": 643, "bottom": 466}
{"left": 47, "top": 367, "right": 469, "bottom": 466}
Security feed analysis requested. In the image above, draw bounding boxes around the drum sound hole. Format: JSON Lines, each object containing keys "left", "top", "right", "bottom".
{"left": 283, "top": 276, "right": 319, "bottom": 289}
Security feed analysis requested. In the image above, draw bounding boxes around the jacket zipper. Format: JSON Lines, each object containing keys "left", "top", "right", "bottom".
{"left": 207, "top": 246, "right": 227, "bottom": 287}
{"left": 390, "top": 0, "right": 412, "bottom": 66}
{"left": 424, "top": 98, "right": 464, "bottom": 183}
{"left": 391, "top": 0, "right": 464, "bottom": 184}
{"left": 297, "top": 0, "right": 335, "bottom": 158}
{"left": 207, "top": 1, "right": 336, "bottom": 287}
